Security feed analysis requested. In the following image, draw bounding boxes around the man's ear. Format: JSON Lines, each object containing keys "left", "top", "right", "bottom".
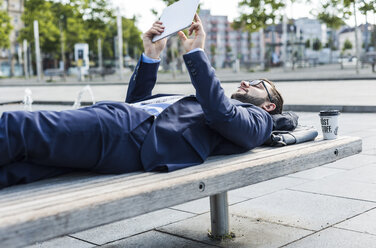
{"left": 261, "top": 102, "right": 276, "bottom": 113}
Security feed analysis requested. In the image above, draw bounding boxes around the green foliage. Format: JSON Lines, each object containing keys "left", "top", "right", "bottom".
{"left": 316, "top": 0, "right": 347, "bottom": 30}
{"left": 210, "top": 44, "right": 216, "bottom": 55}
{"left": 233, "top": 0, "right": 285, "bottom": 32}
{"left": 312, "top": 38, "right": 322, "bottom": 51}
{"left": 305, "top": 39, "right": 311, "bottom": 48}
{"left": 113, "top": 17, "right": 143, "bottom": 58}
{"left": 358, "top": 0, "right": 376, "bottom": 15}
{"left": 0, "top": 0, "right": 13, "bottom": 48}
{"left": 19, "top": 0, "right": 60, "bottom": 55}
{"left": 343, "top": 39, "right": 353, "bottom": 51}
{"left": 19, "top": 0, "right": 143, "bottom": 62}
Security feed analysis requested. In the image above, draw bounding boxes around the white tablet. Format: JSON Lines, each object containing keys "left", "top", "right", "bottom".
{"left": 152, "top": 0, "right": 200, "bottom": 42}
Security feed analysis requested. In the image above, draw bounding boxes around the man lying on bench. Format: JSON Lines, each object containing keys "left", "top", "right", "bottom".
{"left": 0, "top": 14, "right": 284, "bottom": 188}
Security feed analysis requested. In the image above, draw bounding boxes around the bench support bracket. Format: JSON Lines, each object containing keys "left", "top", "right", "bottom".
{"left": 210, "top": 191, "right": 229, "bottom": 237}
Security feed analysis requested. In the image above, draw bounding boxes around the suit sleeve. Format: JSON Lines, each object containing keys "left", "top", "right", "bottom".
{"left": 125, "top": 56, "right": 160, "bottom": 103}
{"left": 183, "top": 50, "right": 273, "bottom": 149}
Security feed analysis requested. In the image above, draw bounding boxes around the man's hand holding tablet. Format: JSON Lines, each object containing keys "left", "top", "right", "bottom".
{"left": 143, "top": 0, "right": 201, "bottom": 59}
{"left": 143, "top": 21, "right": 167, "bottom": 60}
{"left": 178, "top": 14, "right": 206, "bottom": 53}
{"left": 152, "top": 0, "right": 200, "bottom": 43}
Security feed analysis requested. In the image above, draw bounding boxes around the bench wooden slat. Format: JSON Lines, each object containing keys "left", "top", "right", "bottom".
{"left": 0, "top": 137, "right": 360, "bottom": 217}
{"left": 0, "top": 142, "right": 311, "bottom": 206}
{"left": 0, "top": 136, "right": 361, "bottom": 247}
{"left": 0, "top": 137, "right": 361, "bottom": 216}
{"left": 0, "top": 137, "right": 342, "bottom": 210}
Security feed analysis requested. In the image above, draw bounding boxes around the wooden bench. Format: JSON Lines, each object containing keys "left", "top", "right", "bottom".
{"left": 0, "top": 136, "right": 361, "bottom": 247}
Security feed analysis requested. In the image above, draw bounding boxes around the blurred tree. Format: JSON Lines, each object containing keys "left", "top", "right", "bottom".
{"left": 233, "top": 0, "right": 285, "bottom": 68}
{"left": 312, "top": 38, "right": 322, "bottom": 51}
{"left": 343, "top": 38, "right": 353, "bottom": 51}
{"left": 106, "top": 17, "right": 143, "bottom": 59}
{"left": 121, "top": 17, "right": 143, "bottom": 58}
{"left": 0, "top": 0, "right": 13, "bottom": 49}
{"left": 210, "top": 44, "right": 217, "bottom": 67}
{"left": 233, "top": 0, "right": 285, "bottom": 32}
{"left": 19, "top": 0, "right": 60, "bottom": 56}
{"left": 19, "top": 0, "right": 143, "bottom": 68}
{"left": 305, "top": 39, "right": 311, "bottom": 49}
{"left": 50, "top": 1, "right": 87, "bottom": 58}
{"left": 357, "top": 0, "right": 376, "bottom": 51}
{"left": 316, "top": 0, "right": 347, "bottom": 63}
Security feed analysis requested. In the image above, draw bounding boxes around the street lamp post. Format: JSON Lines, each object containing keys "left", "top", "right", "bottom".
{"left": 33, "top": 20, "right": 42, "bottom": 82}
{"left": 117, "top": 7, "right": 124, "bottom": 80}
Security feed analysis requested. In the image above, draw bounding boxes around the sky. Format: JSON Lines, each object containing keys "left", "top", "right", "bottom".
{"left": 111, "top": 0, "right": 375, "bottom": 33}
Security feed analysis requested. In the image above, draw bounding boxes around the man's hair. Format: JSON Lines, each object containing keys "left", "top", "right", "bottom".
{"left": 261, "top": 78, "right": 284, "bottom": 115}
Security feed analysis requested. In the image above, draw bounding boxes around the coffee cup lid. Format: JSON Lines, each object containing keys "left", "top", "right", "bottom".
{"left": 319, "top": 110, "right": 340, "bottom": 116}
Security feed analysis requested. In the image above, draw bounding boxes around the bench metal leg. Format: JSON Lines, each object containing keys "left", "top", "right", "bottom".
{"left": 210, "top": 191, "right": 229, "bottom": 237}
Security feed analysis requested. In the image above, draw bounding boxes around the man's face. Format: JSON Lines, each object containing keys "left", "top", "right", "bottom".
{"left": 231, "top": 80, "right": 272, "bottom": 107}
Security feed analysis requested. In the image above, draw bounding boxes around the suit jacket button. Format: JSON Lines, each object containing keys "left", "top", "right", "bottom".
{"left": 192, "top": 72, "right": 197, "bottom": 76}
{"left": 187, "top": 60, "right": 192, "bottom": 65}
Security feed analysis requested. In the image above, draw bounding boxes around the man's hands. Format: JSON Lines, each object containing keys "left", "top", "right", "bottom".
{"left": 178, "top": 14, "right": 206, "bottom": 53}
{"left": 143, "top": 14, "right": 205, "bottom": 58}
{"left": 143, "top": 21, "right": 167, "bottom": 59}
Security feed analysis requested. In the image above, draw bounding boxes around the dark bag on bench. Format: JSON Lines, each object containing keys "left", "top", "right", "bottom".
{"left": 265, "top": 111, "right": 318, "bottom": 147}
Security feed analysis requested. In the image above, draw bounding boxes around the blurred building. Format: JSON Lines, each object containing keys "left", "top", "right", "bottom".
{"left": 0, "top": 0, "right": 25, "bottom": 76}
{"left": 338, "top": 24, "right": 374, "bottom": 56}
{"left": 294, "top": 18, "right": 327, "bottom": 46}
{"left": 294, "top": 17, "right": 331, "bottom": 64}
{"left": 199, "top": 9, "right": 251, "bottom": 68}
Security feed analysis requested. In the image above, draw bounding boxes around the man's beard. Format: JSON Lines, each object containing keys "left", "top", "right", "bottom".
{"left": 231, "top": 92, "right": 266, "bottom": 107}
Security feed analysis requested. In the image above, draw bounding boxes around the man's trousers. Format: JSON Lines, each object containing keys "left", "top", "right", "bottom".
{"left": 0, "top": 103, "right": 153, "bottom": 188}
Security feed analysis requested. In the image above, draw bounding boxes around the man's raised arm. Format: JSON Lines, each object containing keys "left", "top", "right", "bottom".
{"left": 125, "top": 22, "right": 167, "bottom": 103}
{"left": 178, "top": 14, "right": 273, "bottom": 149}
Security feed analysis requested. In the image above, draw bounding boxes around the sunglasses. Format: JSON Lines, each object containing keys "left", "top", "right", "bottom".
{"left": 245, "top": 80, "right": 274, "bottom": 103}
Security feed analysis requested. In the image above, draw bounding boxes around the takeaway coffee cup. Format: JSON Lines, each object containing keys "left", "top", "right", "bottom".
{"left": 319, "top": 110, "right": 340, "bottom": 140}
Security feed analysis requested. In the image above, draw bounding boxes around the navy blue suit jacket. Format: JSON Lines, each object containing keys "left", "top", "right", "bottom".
{"left": 126, "top": 50, "right": 273, "bottom": 172}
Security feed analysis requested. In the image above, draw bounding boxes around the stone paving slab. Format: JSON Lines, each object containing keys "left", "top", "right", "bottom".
{"left": 287, "top": 166, "right": 344, "bottom": 180}
{"left": 70, "top": 208, "right": 194, "bottom": 245}
{"left": 230, "top": 190, "right": 375, "bottom": 231}
{"left": 327, "top": 164, "right": 376, "bottom": 184}
{"left": 290, "top": 166, "right": 376, "bottom": 202}
{"left": 283, "top": 227, "right": 376, "bottom": 248}
{"left": 170, "top": 194, "right": 247, "bottom": 215}
{"left": 230, "top": 177, "right": 308, "bottom": 199}
{"left": 102, "top": 230, "right": 216, "bottom": 248}
{"left": 158, "top": 212, "right": 312, "bottom": 248}
{"left": 322, "top": 154, "right": 376, "bottom": 170}
{"left": 26, "top": 236, "right": 95, "bottom": 248}
{"left": 361, "top": 136, "right": 376, "bottom": 156}
{"left": 335, "top": 208, "right": 376, "bottom": 236}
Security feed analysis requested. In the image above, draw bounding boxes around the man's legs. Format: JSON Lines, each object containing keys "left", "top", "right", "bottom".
{"left": 0, "top": 107, "right": 103, "bottom": 169}
{"left": 0, "top": 104, "right": 150, "bottom": 186}
{"left": 0, "top": 162, "right": 74, "bottom": 189}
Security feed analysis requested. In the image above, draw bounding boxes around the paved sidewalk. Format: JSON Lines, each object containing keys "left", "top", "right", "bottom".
{"left": 0, "top": 63, "right": 375, "bottom": 86}
{"left": 24, "top": 112, "right": 376, "bottom": 248}
{"left": 1, "top": 79, "right": 376, "bottom": 113}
